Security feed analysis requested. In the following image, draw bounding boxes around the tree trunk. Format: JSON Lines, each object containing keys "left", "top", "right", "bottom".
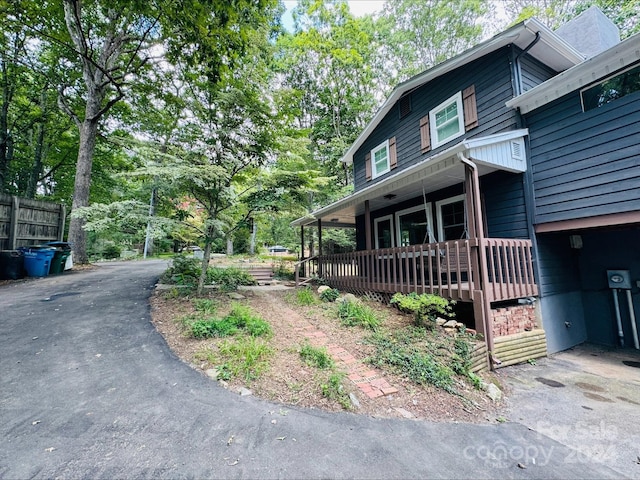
{"left": 68, "top": 119, "right": 99, "bottom": 263}
{"left": 27, "top": 98, "right": 47, "bottom": 198}
{"left": 226, "top": 237, "right": 234, "bottom": 256}
{"left": 249, "top": 218, "right": 256, "bottom": 255}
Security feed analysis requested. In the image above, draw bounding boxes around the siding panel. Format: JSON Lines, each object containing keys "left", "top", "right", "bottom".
{"left": 481, "top": 171, "right": 528, "bottom": 238}
{"left": 353, "top": 47, "right": 518, "bottom": 191}
{"left": 525, "top": 89, "right": 640, "bottom": 224}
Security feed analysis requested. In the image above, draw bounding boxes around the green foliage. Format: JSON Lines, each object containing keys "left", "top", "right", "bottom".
{"left": 102, "top": 243, "right": 122, "bottom": 259}
{"left": 299, "top": 343, "right": 335, "bottom": 370}
{"left": 321, "top": 372, "right": 351, "bottom": 409}
{"left": 319, "top": 288, "right": 340, "bottom": 302}
{"left": 193, "top": 298, "right": 219, "bottom": 315}
{"left": 162, "top": 254, "right": 201, "bottom": 288}
{"left": 272, "top": 260, "right": 295, "bottom": 280}
{"left": 188, "top": 303, "right": 271, "bottom": 339}
{"left": 390, "top": 292, "right": 454, "bottom": 328}
{"left": 218, "top": 336, "right": 274, "bottom": 381}
{"left": 367, "top": 326, "right": 479, "bottom": 394}
{"left": 206, "top": 267, "right": 257, "bottom": 291}
{"left": 337, "top": 299, "right": 382, "bottom": 330}
{"left": 289, "top": 287, "right": 318, "bottom": 306}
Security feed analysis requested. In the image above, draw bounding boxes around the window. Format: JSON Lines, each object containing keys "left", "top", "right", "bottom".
{"left": 436, "top": 195, "right": 466, "bottom": 241}
{"left": 429, "top": 92, "right": 465, "bottom": 148}
{"left": 581, "top": 63, "right": 640, "bottom": 111}
{"left": 374, "top": 215, "right": 394, "bottom": 249}
{"left": 371, "top": 140, "right": 390, "bottom": 178}
{"left": 396, "top": 204, "right": 434, "bottom": 247}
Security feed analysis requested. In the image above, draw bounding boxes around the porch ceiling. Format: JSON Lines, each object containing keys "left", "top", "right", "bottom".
{"left": 292, "top": 130, "right": 528, "bottom": 228}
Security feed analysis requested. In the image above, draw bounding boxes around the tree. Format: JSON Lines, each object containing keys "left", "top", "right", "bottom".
{"left": 379, "top": 0, "right": 488, "bottom": 80}
{"left": 9, "top": 0, "right": 280, "bottom": 263}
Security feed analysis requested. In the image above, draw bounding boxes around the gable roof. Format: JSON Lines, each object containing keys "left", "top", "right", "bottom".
{"left": 506, "top": 32, "right": 640, "bottom": 114}
{"left": 341, "top": 18, "right": 583, "bottom": 166}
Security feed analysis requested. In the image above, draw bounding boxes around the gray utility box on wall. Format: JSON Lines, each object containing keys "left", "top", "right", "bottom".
{"left": 607, "top": 270, "right": 632, "bottom": 290}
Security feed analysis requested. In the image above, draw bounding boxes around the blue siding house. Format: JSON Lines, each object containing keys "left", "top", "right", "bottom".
{"left": 506, "top": 29, "right": 640, "bottom": 354}
{"left": 293, "top": 10, "right": 638, "bottom": 367}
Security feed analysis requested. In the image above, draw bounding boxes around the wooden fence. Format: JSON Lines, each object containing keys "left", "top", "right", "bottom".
{"left": 0, "top": 195, "right": 66, "bottom": 250}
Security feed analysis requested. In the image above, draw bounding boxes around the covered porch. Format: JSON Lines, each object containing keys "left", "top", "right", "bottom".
{"left": 292, "top": 130, "right": 541, "bottom": 367}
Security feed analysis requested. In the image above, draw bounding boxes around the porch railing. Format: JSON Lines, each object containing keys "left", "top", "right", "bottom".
{"left": 315, "top": 238, "right": 537, "bottom": 303}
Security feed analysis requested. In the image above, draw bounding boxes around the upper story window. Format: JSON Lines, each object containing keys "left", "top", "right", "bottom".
{"left": 371, "top": 140, "right": 390, "bottom": 179}
{"left": 429, "top": 92, "right": 465, "bottom": 149}
{"left": 581, "top": 63, "right": 640, "bottom": 111}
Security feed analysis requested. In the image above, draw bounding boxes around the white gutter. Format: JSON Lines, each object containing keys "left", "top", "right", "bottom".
{"left": 507, "top": 32, "right": 640, "bottom": 114}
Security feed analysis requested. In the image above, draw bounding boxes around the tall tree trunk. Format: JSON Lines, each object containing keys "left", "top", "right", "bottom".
{"left": 0, "top": 64, "right": 11, "bottom": 192}
{"left": 68, "top": 118, "right": 99, "bottom": 263}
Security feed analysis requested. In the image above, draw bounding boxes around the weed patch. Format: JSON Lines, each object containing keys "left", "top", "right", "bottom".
{"left": 321, "top": 372, "right": 351, "bottom": 409}
{"left": 286, "top": 287, "right": 319, "bottom": 306}
{"left": 299, "top": 343, "right": 335, "bottom": 370}
{"left": 337, "top": 299, "right": 382, "bottom": 330}
{"left": 187, "top": 303, "right": 271, "bottom": 339}
{"left": 206, "top": 267, "right": 256, "bottom": 291}
{"left": 367, "top": 326, "right": 478, "bottom": 395}
{"left": 218, "top": 337, "right": 274, "bottom": 381}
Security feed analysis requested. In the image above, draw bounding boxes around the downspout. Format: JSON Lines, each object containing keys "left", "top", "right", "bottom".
{"left": 513, "top": 31, "right": 541, "bottom": 96}
{"left": 458, "top": 153, "right": 496, "bottom": 367}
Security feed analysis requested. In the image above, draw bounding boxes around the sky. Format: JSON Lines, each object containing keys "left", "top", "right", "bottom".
{"left": 281, "top": 1, "right": 386, "bottom": 31}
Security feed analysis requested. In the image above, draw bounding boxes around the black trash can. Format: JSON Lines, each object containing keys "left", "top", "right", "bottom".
{"left": 0, "top": 250, "right": 26, "bottom": 280}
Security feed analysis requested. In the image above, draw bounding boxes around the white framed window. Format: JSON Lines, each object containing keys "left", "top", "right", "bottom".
{"left": 436, "top": 195, "right": 466, "bottom": 241}
{"left": 429, "top": 92, "right": 465, "bottom": 149}
{"left": 374, "top": 215, "right": 394, "bottom": 249}
{"left": 371, "top": 140, "right": 390, "bottom": 178}
{"left": 396, "top": 204, "right": 434, "bottom": 247}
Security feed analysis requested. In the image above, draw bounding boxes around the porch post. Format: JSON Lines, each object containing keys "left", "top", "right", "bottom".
{"left": 317, "top": 219, "right": 322, "bottom": 277}
{"left": 300, "top": 225, "right": 305, "bottom": 278}
{"left": 464, "top": 166, "right": 477, "bottom": 239}
{"left": 364, "top": 200, "right": 372, "bottom": 250}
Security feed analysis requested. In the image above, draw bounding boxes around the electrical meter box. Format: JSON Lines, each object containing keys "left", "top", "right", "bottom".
{"left": 606, "top": 270, "right": 632, "bottom": 289}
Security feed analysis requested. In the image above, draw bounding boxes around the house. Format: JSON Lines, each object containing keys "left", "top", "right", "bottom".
{"left": 506, "top": 22, "right": 640, "bottom": 355}
{"left": 292, "top": 10, "right": 638, "bottom": 368}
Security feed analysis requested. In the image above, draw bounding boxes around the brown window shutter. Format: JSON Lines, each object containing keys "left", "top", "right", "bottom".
{"left": 365, "top": 152, "right": 372, "bottom": 181}
{"left": 420, "top": 115, "right": 431, "bottom": 153}
{"left": 463, "top": 85, "right": 478, "bottom": 130}
{"left": 389, "top": 136, "right": 397, "bottom": 169}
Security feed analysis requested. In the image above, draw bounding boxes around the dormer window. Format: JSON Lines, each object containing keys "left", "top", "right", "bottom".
{"left": 429, "top": 92, "right": 465, "bottom": 148}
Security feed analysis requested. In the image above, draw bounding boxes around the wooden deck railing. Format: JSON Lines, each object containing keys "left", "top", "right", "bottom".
{"left": 315, "top": 238, "right": 537, "bottom": 303}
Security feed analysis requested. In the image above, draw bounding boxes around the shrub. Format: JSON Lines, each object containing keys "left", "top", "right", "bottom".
{"left": 206, "top": 267, "right": 256, "bottom": 291}
{"left": 319, "top": 288, "right": 340, "bottom": 302}
{"left": 273, "top": 261, "right": 295, "bottom": 280}
{"left": 299, "top": 343, "right": 335, "bottom": 370}
{"left": 193, "top": 298, "right": 219, "bottom": 315}
{"left": 337, "top": 299, "right": 382, "bottom": 330}
{"left": 162, "top": 254, "right": 201, "bottom": 287}
{"left": 103, "top": 243, "right": 122, "bottom": 259}
{"left": 390, "top": 292, "right": 454, "bottom": 328}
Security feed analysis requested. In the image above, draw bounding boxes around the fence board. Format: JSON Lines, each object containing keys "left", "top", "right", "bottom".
{"left": 0, "top": 195, "right": 66, "bottom": 250}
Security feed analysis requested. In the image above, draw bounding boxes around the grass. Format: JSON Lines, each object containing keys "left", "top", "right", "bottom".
{"left": 299, "top": 343, "right": 335, "bottom": 369}
{"left": 336, "top": 299, "right": 382, "bottom": 330}
{"left": 197, "top": 336, "right": 274, "bottom": 382}
{"left": 187, "top": 302, "right": 272, "bottom": 339}
{"left": 321, "top": 372, "right": 351, "bottom": 409}
{"left": 285, "top": 286, "right": 319, "bottom": 306}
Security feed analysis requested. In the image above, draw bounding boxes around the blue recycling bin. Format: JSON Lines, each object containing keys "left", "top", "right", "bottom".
{"left": 21, "top": 247, "right": 56, "bottom": 277}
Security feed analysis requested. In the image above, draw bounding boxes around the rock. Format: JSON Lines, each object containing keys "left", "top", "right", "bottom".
{"left": 483, "top": 382, "right": 502, "bottom": 402}
{"left": 238, "top": 387, "right": 253, "bottom": 397}
{"left": 227, "top": 292, "right": 245, "bottom": 300}
{"left": 317, "top": 285, "right": 331, "bottom": 294}
{"left": 455, "top": 322, "right": 465, "bottom": 329}
{"left": 443, "top": 319, "right": 458, "bottom": 328}
{"left": 341, "top": 293, "right": 357, "bottom": 303}
{"left": 349, "top": 393, "right": 361, "bottom": 409}
{"left": 393, "top": 407, "right": 415, "bottom": 419}
{"left": 436, "top": 317, "right": 447, "bottom": 326}
{"left": 443, "top": 327, "right": 457, "bottom": 335}
{"left": 205, "top": 369, "right": 219, "bottom": 380}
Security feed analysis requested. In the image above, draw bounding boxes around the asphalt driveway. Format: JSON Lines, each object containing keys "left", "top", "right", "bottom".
{"left": 0, "top": 261, "right": 628, "bottom": 479}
